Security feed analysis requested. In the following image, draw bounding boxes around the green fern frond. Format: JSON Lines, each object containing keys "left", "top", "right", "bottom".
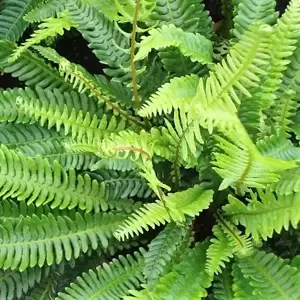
{"left": 9, "top": 14, "right": 74, "bottom": 63}
{"left": 65, "top": 0, "right": 130, "bottom": 69}
{"left": 135, "top": 24, "right": 213, "bottom": 64}
{"left": 57, "top": 250, "right": 145, "bottom": 299}
{"left": 26, "top": 270, "right": 61, "bottom": 300}
{"left": 126, "top": 242, "right": 212, "bottom": 300}
{"left": 0, "top": 41, "right": 71, "bottom": 91}
{"left": 24, "top": 0, "right": 66, "bottom": 22}
{"left": 224, "top": 191, "right": 300, "bottom": 241}
{"left": 148, "top": 0, "right": 213, "bottom": 37}
{"left": 206, "top": 219, "right": 252, "bottom": 275}
{"left": 232, "top": 261, "right": 255, "bottom": 299}
{"left": 0, "top": 199, "right": 51, "bottom": 224}
{"left": 16, "top": 97, "right": 127, "bottom": 142}
{"left": 114, "top": 185, "right": 213, "bottom": 241}
{"left": 236, "top": 250, "right": 300, "bottom": 299}
{"left": 139, "top": 74, "right": 199, "bottom": 118}
{"left": 159, "top": 47, "right": 208, "bottom": 77}
{"left": 213, "top": 136, "right": 295, "bottom": 191}
{"left": 0, "top": 145, "right": 109, "bottom": 212}
{"left": 213, "top": 265, "right": 234, "bottom": 300}
{"left": 0, "top": 0, "right": 40, "bottom": 42}
{"left": 269, "top": 167, "right": 300, "bottom": 195}
{"left": 143, "top": 222, "right": 186, "bottom": 287}
{"left": 206, "top": 224, "right": 235, "bottom": 275}
{"left": 249, "top": 0, "right": 300, "bottom": 109}
{"left": 232, "top": 0, "right": 278, "bottom": 40}
{"left": 91, "top": 158, "right": 137, "bottom": 172}
{"left": 88, "top": 169, "right": 153, "bottom": 200}
{"left": 0, "top": 212, "right": 127, "bottom": 271}
{"left": 0, "top": 265, "right": 52, "bottom": 300}
{"left": 257, "top": 134, "right": 300, "bottom": 161}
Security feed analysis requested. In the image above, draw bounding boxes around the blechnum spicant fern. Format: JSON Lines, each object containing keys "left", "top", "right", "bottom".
{"left": 1, "top": 0, "right": 300, "bottom": 298}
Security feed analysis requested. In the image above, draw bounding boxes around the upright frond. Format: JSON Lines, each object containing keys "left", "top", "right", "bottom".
{"left": 213, "top": 265, "right": 234, "bottom": 300}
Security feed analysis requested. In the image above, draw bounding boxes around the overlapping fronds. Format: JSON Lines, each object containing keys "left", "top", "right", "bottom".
{"left": 206, "top": 219, "right": 252, "bottom": 275}
{"left": 148, "top": 0, "right": 214, "bottom": 37}
{"left": 114, "top": 185, "right": 213, "bottom": 241}
{"left": 224, "top": 191, "right": 300, "bottom": 241}
{"left": 257, "top": 134, "right": 300, "bottom": 161}
{"left": 135, "top": 24, "right": 213, "bottom": 64}
{"left": 57, "top": 250, "right": 145, "bottom": 299}
{"left": 16, "top": 96, "right": 127, "bottom": 142}
{"left": 143, "top": 222, "right": 186, "bottom": 286}
{"left": 0, "top": 265, "right": 52, "bottom": 300}
{"left": 269, "top": 167, "right": 300, "bottom": 195}
{"left": 0, "top": 0, "right": 40, "bottom": 42}
{"left": 126, "top": 242, "right": 212, "bottom": 300}
{"left": 235, "top": 250, "right": 300, "bottom": 298}
{"left": 212, "top": 265, "right": 234, "bottom": 300}
{"left": 9, "top": 14, "right": 74, "bottom": 62}
{"left": 213, "top": 136, "right": 295, "bottom": 191}
{"left": 0, "top": 212, "right": 126, "bottom": 270}
{"left": 232, "top": 0, "right": 278, "bottom": 39}
{"left": 0, "top": 41, "right": 71, "bottom": 91}
{"left": 0, "top": 145, "right": 108, "bottom": 212}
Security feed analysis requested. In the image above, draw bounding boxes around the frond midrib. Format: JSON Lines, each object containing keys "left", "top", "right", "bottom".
{"left": 88, "top": 262, "right": 144, "bottom": 300}
{"left": 0, "top": 218, "right": 124, "bottom": 248}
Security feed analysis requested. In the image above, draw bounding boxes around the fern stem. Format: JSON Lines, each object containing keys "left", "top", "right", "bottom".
{"left": 131, "top": 0, "right": 141, "bottom": 109}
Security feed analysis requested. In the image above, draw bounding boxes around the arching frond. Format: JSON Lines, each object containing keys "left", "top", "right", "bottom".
{"left": 236, "top": 250, "right": 300, "bottom": 298}
{"left": 143, "top": 222, "right": 186, "bottom": 287}
{"left": 232, "top": 0, "right": 278, "bottom": 40}
{"left": 0, "top": 0, "right": 40, "bottom": 42}
{"left": 57, "top": 250, "right": 145, "bottom": 300}
{"left": 16, "top": 97, "right": 127, "bottom": 142}
{"left": 114, "top": 185, "right": 213, "bottom": 241}
{"left": 135, "top": 24, "right": 213, "bottom": 64}
{"left": 224, "top": 191, "right": 300, "bottom": 241}
{"left": 0, "top": 41, "right": 71, "bottom": 92}
{"left": 0, "top": 212, "right": 126, "bottom": 271}
{"left": 9, "top": 14, "right": 74, "bottom": 62}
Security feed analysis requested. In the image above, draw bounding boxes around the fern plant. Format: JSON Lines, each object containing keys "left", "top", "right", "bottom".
{"left": 1, "top": 0, "right": 300, "bottom": 298}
